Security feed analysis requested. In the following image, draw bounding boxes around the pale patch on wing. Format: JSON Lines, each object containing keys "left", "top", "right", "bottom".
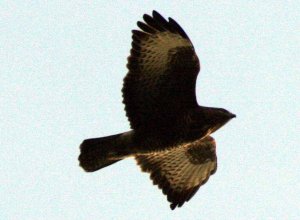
{"left": 137, "top": 32, "right": 191, "bottom": 74}
{"left": 135, "top": 136, "right": 217, "bottom": 210}
{"left": 123, "top": 11, "right": 200, "bottom": 130}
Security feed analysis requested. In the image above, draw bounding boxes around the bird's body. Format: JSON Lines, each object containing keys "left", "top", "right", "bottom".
{"left": 79, "top": 11, "right": 235, "bottom": 210}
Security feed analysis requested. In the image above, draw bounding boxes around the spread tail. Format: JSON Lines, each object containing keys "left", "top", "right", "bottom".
{"left": 78, "top": 131, "right": 133, "bottom": 172}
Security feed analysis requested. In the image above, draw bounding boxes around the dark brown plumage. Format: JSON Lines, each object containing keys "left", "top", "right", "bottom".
{"left": 136, "top": 136, "right": 217, "bottom": 209}
{"left": 79, "top": 11, "right": 235, "bottom": 210}
{"left": 123, "top": 11, "right": 199, "bottom": 131}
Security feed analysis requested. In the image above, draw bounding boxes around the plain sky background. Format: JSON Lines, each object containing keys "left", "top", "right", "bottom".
{"left": 1, "top": 1, "right": 299, "bottom": 220}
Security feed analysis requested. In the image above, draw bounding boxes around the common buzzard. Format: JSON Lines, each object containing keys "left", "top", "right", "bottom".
{"left": 79, "top": 11, "right": 235, "bottom": 210}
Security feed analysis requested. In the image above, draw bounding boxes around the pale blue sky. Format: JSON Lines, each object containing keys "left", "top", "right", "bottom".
{"left": 1, "top": 1, "right": 299, "bottom": 220}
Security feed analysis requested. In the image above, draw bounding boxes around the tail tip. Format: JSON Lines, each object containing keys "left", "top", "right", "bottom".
{"left": 78, "top": 138, "right": 121, "bottom": 172}
{"left": 78, "top": 140, "right": 101, "bottom": 172}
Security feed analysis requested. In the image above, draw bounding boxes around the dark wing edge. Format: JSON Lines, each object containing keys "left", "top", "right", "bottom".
{"left": 137, "top": 10, "right": 191, "bottom": 40}
{"left": 135, "top": 136, "right": 217, "bottom": 210}
{"left": 123, "top": 11, "right": 200, "bottom": 130}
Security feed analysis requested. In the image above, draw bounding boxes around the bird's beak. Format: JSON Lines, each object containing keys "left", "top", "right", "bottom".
{"left": 230, "top": 113, "right": 236, "bottom": 119}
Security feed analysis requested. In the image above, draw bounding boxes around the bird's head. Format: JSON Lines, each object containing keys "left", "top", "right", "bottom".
{"left": 188, "top": 106, "right": 236, "bottom": 138}
{"left": 204, "top": 107, "right": 236, "bottom": 132}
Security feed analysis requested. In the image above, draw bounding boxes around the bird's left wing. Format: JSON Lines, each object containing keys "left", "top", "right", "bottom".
{"left": 135, "top": 136, "right": 217, "bottom": 210}
{"left": 123, "top": 11, "right": 200, "bottom": 131}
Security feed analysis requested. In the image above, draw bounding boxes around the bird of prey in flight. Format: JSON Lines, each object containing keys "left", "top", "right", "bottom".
{"left": 79, "top": 10, "right": 235, "bottom": 210}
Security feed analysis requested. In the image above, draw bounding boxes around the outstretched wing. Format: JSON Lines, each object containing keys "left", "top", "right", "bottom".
{"left": 123, "top": 11, "right": 200, "bottom": 130}
{"left": 135, "top": 136, "right": 217, "bottom": 210}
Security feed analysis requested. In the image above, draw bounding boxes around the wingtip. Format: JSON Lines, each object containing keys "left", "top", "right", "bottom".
{"left": 170, "top": 203, "right": 176, "bottom": 210}
{"left": 152, "top": 10, "right": 158, "bottom": 15}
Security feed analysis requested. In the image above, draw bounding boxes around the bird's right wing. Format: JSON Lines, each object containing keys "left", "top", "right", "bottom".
{"left": 123, "top": 11, "right": 200, "bottom": 131}
{"left": 135, "top": 136, "right": 217, "bottom": 210}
